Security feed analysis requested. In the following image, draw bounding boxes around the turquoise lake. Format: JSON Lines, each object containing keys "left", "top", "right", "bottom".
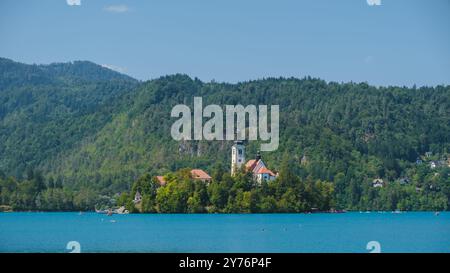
{"left": 0, "top": 212, "right": 449, "bottom": 253}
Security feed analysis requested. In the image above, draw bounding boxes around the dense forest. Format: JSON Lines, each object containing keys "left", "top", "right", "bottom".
{"left": 0, "top": 57, "right": 449, "bottom": 212}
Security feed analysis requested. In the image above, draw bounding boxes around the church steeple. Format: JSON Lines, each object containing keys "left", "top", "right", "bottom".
{"left": 231, "top": 141, "right": 245, "bottom": 176}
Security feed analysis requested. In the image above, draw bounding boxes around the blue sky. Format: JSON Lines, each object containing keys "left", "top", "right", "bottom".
{"left": 0, "top": 0, "right": 449, "bottom": 86}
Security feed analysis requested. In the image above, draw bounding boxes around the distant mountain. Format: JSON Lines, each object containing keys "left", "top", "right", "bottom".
{"left": 0, "top": 57, "right": 53, "bottom": 88}
{"left": 0, "top": 57, "right": 136, "bottom": 89}
{"left": 0, "top": 57, "right": 449, "bottom": 198}
{"left": 37, "top": 61, "right": 136, "bottom": 83}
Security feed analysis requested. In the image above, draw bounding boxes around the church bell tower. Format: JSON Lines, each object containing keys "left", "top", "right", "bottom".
{"left": 231, "top": 141, "right": 245, "bottom": 176}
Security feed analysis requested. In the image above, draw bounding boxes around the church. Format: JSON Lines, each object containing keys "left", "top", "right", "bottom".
{"left": 231, "top": 141, "right": 277, "bottom": 183}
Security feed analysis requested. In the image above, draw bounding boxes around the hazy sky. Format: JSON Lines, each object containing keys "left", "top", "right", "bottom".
{"left": 0, "top": 0, "right": 449, "bottom": 86}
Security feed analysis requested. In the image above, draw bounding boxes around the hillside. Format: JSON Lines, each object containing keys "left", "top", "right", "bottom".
{"left": 48, "top": 75, "right": 450, "bottom": 192}
{"left": 0, "top": 58, "right": 139, "bottom": 177}
{"left": 0, "top": 58, "right": 449, "bottom": 211}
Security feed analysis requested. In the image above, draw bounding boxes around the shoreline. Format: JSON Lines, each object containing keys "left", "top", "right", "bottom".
{"left": 0, "top": 210, "right": 445, "bottom": 214}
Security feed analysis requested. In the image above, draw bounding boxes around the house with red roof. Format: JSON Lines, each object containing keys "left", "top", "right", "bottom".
{"left": 236, "top": 143, "right": 277, "bottom": 183}
{"left": 190, "top": 169, "right": 212, "bottom": 183}
{"left": 255, "top": 166, "right": 277, "bottom": 183}
{"left": 155, "top": 170, "right": 212, "bottom": 186}
{"left": 244, "top": 151, "right": 277, "bottom": 183}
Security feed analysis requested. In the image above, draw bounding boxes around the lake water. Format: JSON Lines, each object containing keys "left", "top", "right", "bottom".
{"left": 0, "top": 212, "right": 449, "bottom": 253}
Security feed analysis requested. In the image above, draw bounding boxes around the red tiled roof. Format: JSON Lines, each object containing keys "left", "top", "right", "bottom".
{"left": 245, "top": 159, "right": 258, "bottom": 171}
{"left": 256, "top": 167, "right": 276, "bottom": 177}
{"left": 156, "top": 176, "right": 166, "bottom": 186}
{"left": 190, "top": 169, "right": 212, "bottom": 180}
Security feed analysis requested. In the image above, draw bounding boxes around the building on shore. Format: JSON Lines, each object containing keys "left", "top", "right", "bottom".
{"left": 245, "top": 151, "right": 277, "bottom": 183}
{"left": 231, "top": 141, "right": 277, "bottom": 183}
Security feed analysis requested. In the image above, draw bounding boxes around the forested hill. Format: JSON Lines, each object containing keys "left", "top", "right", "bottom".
{"left": 0, "top": 57, "right": 137, "bottom": 88}
{"left": 0, "top": 58, "right": 139, "bottom": 177}
{"left": 0, "top": 58, "right": 449, "bottom": 209}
